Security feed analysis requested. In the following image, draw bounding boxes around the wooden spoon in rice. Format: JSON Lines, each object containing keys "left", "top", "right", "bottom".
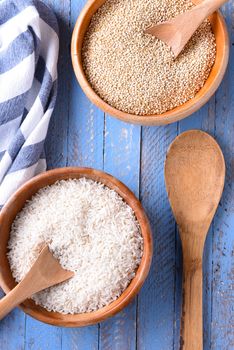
{"left": 0, "top": 245, "right": 74, "bottom": 320}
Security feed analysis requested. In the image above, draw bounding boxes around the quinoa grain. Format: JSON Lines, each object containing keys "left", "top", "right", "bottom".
{"left": 82, "top": 0, "right": 216, "bottom": 116}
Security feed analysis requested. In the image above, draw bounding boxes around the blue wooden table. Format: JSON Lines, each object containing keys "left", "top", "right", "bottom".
{"left": 0, "top": 1, "right": 233, "bottom": 349}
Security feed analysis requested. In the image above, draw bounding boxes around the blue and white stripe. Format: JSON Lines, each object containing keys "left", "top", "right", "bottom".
{"left": 0, "top": 0, "right": 59, "bottom": 208}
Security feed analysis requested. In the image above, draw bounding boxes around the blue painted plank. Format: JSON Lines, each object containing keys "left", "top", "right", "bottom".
{"left": 60, "top": 0, "right": 104, "bottom": 349}
{"left": 103, "top": 118, "right": 141, "bottom": 193}
{"left": 211, "top": 3, "right": 234, "bottom": 349}
{"left": 62, "top": 327, "right": 99, "bottom": 350}
{"left": 68, "top": 0, "right": 104, "bottom": 170}
{"left": 67, "top": 89, "right": 104, "bottom": 169}
{"left": 45, "top": 0, "right": 71, "bottom": 169}
{"left": 99, "top": 116, "right": 141, "bottom": 350}
{"left": 99, "top": 301, "right": 137, "bottom": 350}
{"left": 138, "top": 124, "right": 178, "bottom": 350}
{"left": 25, "top": 317, "right": 61, "bottom": 350}
{"left": 0, "top": 290, "right": 25, "bottom": 350}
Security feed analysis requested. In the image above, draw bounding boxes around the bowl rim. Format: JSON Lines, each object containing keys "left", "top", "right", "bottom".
{"left": 0, "top": 167, "right": 153, "bottom": 327}
{"left": 71, "top": 0, "right": 229, "bottom": 126}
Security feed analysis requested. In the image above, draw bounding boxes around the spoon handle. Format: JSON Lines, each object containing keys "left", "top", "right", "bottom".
{"left": 0, "top": 246, "right": 74, "bottom": 320}
{"left": 0, "top": 280, "right": 35, "bottom": 320}
{"left": 195, "top": 0, "right": 228, "bottom": 19}
{"left": 180, "top": 240, "right": 204, "bottom": 350}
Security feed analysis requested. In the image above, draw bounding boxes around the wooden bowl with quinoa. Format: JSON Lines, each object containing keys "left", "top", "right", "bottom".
{"left": 0, "top": 167, "right": 153, "bottom": 327}
{"left": 71, "top": 0, "right": 229, "bottom": 126}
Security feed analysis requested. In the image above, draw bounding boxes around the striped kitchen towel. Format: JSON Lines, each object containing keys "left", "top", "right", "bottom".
{"left": 0, "top": 0, "right": 59, "bottom": 208}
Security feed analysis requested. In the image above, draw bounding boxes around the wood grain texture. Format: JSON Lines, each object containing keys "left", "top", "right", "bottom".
{"left": 165, "top": 130, "right": 225, "bottom": 350}
{"left": 211, "top": 3, "right": 234, "bottom": 349}
{"left": 178, "top": 99, "right": 216, "bottom": 350}
{"left": 138, "top": 125, "right": 178, "bottom": 350}
{"left": 99, "top": 116, "right": 141, "bottom": 350}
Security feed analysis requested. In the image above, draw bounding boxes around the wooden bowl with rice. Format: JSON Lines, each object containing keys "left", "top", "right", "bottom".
{"left": 71, "top": 0, "right": 229, "bottom": 126}
{"left": 0, "top": 167, "right": 153, "bottom": 327}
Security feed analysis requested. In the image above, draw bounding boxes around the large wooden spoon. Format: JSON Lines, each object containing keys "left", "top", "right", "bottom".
{"left": 145, "top": 0, "right": 228, "bottom": 58}
{"left": 165, "top": 130, "right": 225, "bottom": 350}
{"left": 0, "top": 246, "right": 74, "bottom": 320}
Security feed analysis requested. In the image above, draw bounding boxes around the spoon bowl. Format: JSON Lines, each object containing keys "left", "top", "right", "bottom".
{"left": 165, "top": 130, "right": 225, "bottom": 225}
{"left": 145, "top": 0, "right": 228, "bottom": 58}
{"left": 165, "top": 130, "right": 225, "bottom": 350}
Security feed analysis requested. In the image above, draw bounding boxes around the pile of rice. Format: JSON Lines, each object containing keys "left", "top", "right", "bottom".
{"left": 7, "top": 178, "right": 143, "bottom": 314}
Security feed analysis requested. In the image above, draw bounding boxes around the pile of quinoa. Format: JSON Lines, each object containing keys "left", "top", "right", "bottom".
{"left": 82, "top": 0, "right": 216, "bottom": 116}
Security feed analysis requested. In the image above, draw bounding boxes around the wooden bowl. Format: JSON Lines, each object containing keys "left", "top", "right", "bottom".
{"left": 0, "top": 167, "right": 153, "bottom": 327}
{"left": 71, "top": 0, "right": 229, "bottom": 126}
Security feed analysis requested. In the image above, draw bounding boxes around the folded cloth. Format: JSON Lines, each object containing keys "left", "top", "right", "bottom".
{"left": 0, "top": 0, "right": 59, "bottom": 208}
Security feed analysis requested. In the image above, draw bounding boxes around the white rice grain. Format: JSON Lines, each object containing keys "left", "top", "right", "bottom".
{"left": 7, "top": 178, "right": 143, "bottom": 314}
